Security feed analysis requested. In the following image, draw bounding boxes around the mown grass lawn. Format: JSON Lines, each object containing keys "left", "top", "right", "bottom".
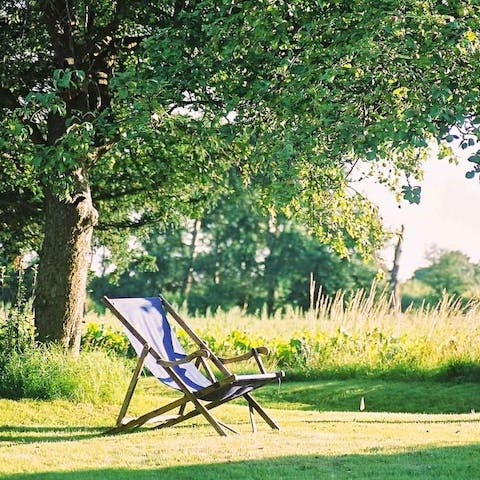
{"left": 0, "top": 377, "right": 479, "bottom": 479}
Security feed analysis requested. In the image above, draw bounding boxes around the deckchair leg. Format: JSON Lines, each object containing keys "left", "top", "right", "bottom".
{"left": 248, "top": 404, "right": 257, "bottom": 433}
{"left": 116, "top": 345, "right": 149, "bottom": 426}
{"left": 217, "top": 419, "right": 240, "bottom": 434}
{"left": 189, "top": 397, "right": 228, "bottom": 436}
{"left": 155, "top": 398, "right": 237, "bottom": 436}
{"left": 105, "top": 396, "right": 187, "bottom": 435}
{"left": 166, "top": 392, "right": 278, "bottom": 434}
{"left": 244, "top": 393, "right": 280, "bottom": 430}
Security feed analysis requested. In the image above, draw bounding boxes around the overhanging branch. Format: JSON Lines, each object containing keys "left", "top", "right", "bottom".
{"left": 97, "top": 215, "right": 163, "bottom": 231}
{"left": 93, "top": 185, "right": 152, "bottom": 202}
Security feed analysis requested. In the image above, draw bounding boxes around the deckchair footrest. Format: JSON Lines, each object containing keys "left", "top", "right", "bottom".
{"left": 120, "top": 414, "right": 181, "bottom": 426}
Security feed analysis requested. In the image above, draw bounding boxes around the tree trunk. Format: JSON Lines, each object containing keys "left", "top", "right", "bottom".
{"left": 390, "top": 224, "right": 404, "bottom": 313}
{"left": 34, "top": 175, "right": 98, "bottom": 353}
{"left": 265, "top": 216, "right": 280, "bottom": 316}
{"left": 183, "top": 218, "right": 202, "bottom": 299}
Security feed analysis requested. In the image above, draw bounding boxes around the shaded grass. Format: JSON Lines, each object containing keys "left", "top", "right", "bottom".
{"left": 255, "top": 379, "right": 480, "bottom": 414}
{"left": 2, "top": 376, "right": 478, "bottom": 429}
{"left": 0, "top": 446, "right": 480, "bottom": 480}
{"left": 128, "top": 376, "right": 480, "bottom": 415}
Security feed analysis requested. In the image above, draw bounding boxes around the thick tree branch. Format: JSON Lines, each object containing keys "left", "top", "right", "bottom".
{"left": 40, "top": 0, "right": 76, "bottom": 67}
{"left": 80, "top": 2, "right": 171, "bottom": 65}
{"left": 80, "top": 0, "right": 129, "bottom": 59}
{"left": 97, "top": 215, "right": 162, "bottom": 231}
{"left": 96, "top": 192, "right": 211, "bottom": 230}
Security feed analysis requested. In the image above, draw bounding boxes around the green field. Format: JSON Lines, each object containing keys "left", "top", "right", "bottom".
{"left": 1, "top": 292, "right": 480, "bottom": 479}
{"left": 0, "top": 376, "right": 479, "bottom": 479}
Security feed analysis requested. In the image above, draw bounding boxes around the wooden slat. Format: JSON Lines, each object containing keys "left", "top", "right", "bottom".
{"left": 116, "top": 344, "right": 149, "bottom": 426}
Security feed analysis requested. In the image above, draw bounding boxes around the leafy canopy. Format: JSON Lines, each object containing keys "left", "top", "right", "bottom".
{"left": 1, "top": 0, "right": 480, "bottom": 259}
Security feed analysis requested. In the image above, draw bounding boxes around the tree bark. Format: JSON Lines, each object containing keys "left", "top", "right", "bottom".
{"left": 265, "top": 216, "right": 280, "bottom": 316}
{"left": 183, "top": 218, "right": 202, "bottom": 298}
{"left": 34, "top": 173, "right": 98, "bottom": 353}
{"left": 390, "top": 224, "right": 404, "bottom": 313}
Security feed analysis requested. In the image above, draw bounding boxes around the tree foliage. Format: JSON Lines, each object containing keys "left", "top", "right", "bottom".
{"left": 400, "top": 249, "right": 480, "bottom": 309}
{"left": 1, "top": 1, "right": 480, "bottom": 347}
{"left": 414, "top": 249, "right": 479, "bottom": 298}
{"left": 90, "top": 187, "right": 380, "bottom": 314}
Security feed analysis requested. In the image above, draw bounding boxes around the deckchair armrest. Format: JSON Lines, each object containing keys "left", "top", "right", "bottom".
{"left": 218, "top": 347, "right": 269, "bottom": 365}
{"left": 157, "top": 349, "right": 210, "bottom": 367}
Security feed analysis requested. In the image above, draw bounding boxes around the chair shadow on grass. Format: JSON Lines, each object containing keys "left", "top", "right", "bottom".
{"left": 0, "top": 445, "right": 479, "bottom": 480}
{"left": 0, "top": 420, "right": 234, "bottom": 445}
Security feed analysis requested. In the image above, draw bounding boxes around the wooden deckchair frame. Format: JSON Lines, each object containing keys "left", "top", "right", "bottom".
{"left": 103, "top": 295, "right": 284, "bottom": 436}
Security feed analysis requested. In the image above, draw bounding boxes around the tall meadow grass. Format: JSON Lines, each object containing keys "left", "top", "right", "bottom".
{"left": 183, "top": 286, "right": 480, "bottom": 380}
{"left": 90, "top": 286, "right": 480, "bottom": 382}
{"left": 0, "top": 345, "right": 131, "bottom": 403}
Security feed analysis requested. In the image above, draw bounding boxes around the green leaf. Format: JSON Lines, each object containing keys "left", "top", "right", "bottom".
{"left": 57, "top": 70, "right": 72, "bottom": 88}
{"left": 401, "top": 185, "right": 422, "bottom": 204}
{"left": 75, "top": 70, "right": 86, "bottom": 82}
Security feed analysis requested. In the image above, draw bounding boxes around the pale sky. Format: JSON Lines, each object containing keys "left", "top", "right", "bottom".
{"left": 364, "top": 151, "right": 480, "bottom": 280}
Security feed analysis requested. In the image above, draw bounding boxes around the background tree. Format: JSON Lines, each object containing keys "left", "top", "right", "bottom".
{"left": 90, "top": 187, "right": 381, "bottom": 314}
{"left": 1, "top": 1, "right": 480, "bottom": 351}
{"left": 414, "top": 250, "right": 478, "bottom": 298}
{"left": 401, "top": 249, "right": 480, "bottom": 308}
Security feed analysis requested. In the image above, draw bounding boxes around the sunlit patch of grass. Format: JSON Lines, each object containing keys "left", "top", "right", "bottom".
{"left": 0, "top": 388, "right": 479, "bottom": 479}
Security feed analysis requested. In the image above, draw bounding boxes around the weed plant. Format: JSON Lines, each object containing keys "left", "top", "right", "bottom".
{"left": 0, "top": 264, "right": 35, "bottom": 357}
{"left": 82, "top": 321, "right": 134, "bottom": 357}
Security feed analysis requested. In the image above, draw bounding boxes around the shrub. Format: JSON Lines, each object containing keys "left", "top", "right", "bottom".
{"left": 0, "top": 345, "right": 131, "bottom": 403}
{"left": 81, "top": 322, "right": 133, "bottom": 357}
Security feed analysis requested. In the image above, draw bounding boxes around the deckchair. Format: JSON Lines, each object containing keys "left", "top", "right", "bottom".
{"left": 103, "top": 295, "right": 285, "bottom": 436}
